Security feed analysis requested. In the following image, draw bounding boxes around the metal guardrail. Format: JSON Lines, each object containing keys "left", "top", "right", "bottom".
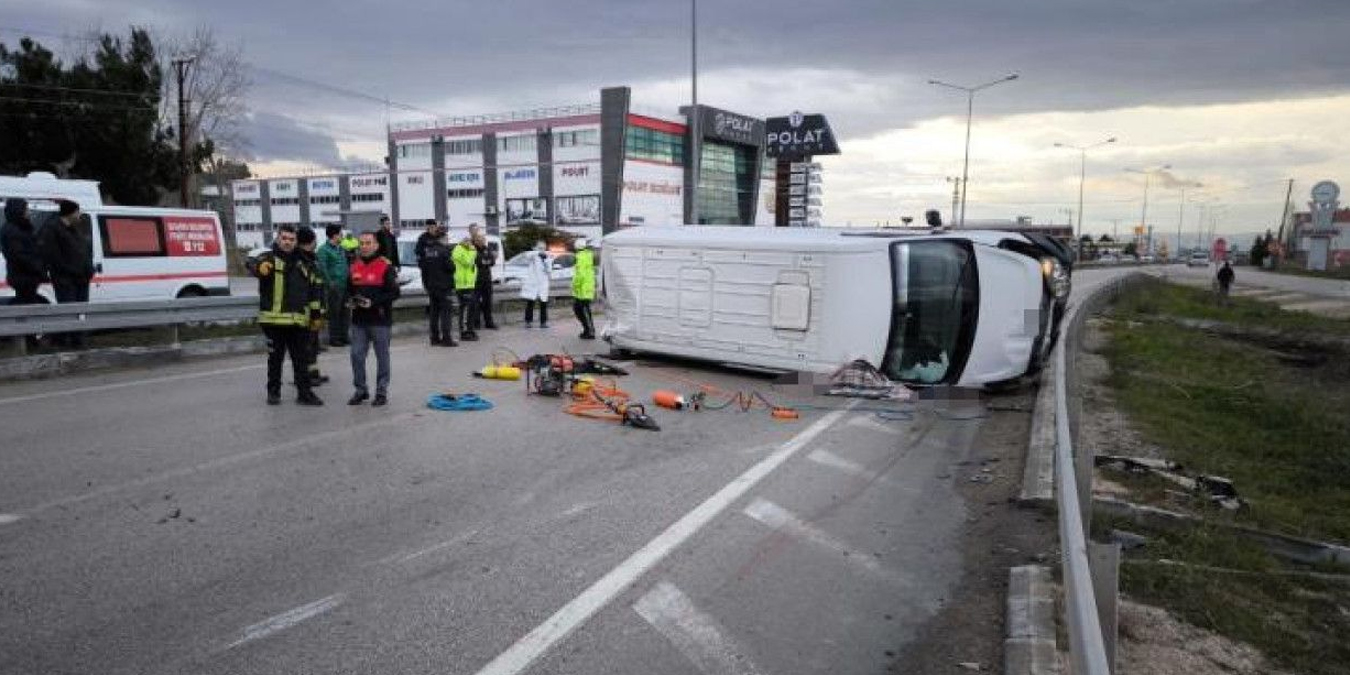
{"left": 1054, "top": 272, "right": 1152, "bottom": 674}
{"left": 0, "top": 280, "right": 574, "bottom": 354}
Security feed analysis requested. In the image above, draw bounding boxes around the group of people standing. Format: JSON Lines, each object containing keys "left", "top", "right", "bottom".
{"left": 249, "top": 217, "right": 400, "bottom": 407}
{"left": 414, "top": 219, "right": 499, "bottom": 344}
{"left": 1, "top": 198, "right": 96, "bottom": 347}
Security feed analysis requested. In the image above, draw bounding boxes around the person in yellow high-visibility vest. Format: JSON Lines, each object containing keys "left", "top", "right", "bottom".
{"left": 571, "top": 237, "right": 596, "bottom": 340}
{"left": 248, "top": 224, "right": 324, "bottom": 406}
{"left": 452, "top": 235, "right": 480, "bottom": 342}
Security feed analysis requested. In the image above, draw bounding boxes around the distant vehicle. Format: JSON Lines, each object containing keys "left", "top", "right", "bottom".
{"left": 1139, "top": 254, "right": 1156, "bottom": 264}
{"left": 601, "top": 226, "right": 1072, "bottom": 387}
{"left": 501, "top": 250, "right": 575, "bottom": 285}
{"left": 2, "top": 172, "right": 229, "bottom": 302}
{"left": 396, "top": 230, "right": 504, "bottom": 289}
{"left": 1187, "top": 251, "right": 1209, "bottom": 267}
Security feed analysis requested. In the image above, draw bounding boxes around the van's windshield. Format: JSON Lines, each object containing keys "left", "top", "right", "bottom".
{"left": 881, "top": 240, "right": 979, "bottom": 384}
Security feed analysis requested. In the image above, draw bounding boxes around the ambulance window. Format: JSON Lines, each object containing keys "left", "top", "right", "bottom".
{"left": 101, "top": 216, "right": 167, "bottom": 257}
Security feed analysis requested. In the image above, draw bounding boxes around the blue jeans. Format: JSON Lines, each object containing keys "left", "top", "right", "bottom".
{"left": 350, "top": 324, "right": 391, "bottom": 396}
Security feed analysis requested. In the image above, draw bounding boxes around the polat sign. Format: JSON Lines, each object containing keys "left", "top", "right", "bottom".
{"left": 765, "top": 111, "right": 840, "bottom": 158}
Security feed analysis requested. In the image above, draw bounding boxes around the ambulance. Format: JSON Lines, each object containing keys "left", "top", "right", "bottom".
{"left": 600, "top": 226, "right": 1072, "bottom": 387}
{"left": 0, "top": 172, "right": 229, "bottom": 302}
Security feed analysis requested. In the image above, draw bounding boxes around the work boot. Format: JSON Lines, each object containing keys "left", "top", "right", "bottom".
{"left": 348, "top": 391, "right": 369, "bottom": 405}
{"left": 440, "top": 338, "right": 458, "bottom": 347}
{"left": 372, "top": 393, "right": 388, "bottom": 407}
{"left": 310, "top": 374, "right": 329, "bottom": 386}
{"left": 266, "top": 391, "right": 281, "bottom": 405}
{"left": 430, "top": 337, "right": 442, "bottom": 346}
{"left": 296, "top": 391, "right": 324, "bottom": 406}
{"left": 461, "top": 332, "right": 479, "bottom": 342}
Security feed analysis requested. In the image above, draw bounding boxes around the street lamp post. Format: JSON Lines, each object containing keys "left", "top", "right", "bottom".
{"left": 1054, "top": 136, "right": 1116, "bottom": 259}
{"left": 928, "top": 73, "right": 1019, "bottom": 228}
{"left": 688, "top": 0, "right": 700, "bottom": 225}
{"left": 1124, "top": 164, "right": 1171, "bottom": 253}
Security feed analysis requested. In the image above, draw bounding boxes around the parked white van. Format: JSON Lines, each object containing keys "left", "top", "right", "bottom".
{"left": 601, "top": 226, "right": 1072, "bottom": 387}
{"left": 1, "top": 173, "right": 229, "bottom": 302}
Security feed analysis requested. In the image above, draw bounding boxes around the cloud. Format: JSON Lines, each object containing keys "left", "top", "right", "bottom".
{"left": 237, "top": 112, "right": 343, "bottom": 167}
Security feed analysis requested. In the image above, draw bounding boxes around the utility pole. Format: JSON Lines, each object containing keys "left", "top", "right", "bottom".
{"left": 1177, "top": 187, "right": 1185, "bottom": 260}
{"left": 1275, "top": 178, "right": 1294, "bottom": 261}
{"left": 688, "top": 0, "right": 700, "bottom": 225}
{"left": 946, "top": 177, "right": 961, "bottom": 225}
{"left": 171, "top": 55, "right": 196, "bottom": 209}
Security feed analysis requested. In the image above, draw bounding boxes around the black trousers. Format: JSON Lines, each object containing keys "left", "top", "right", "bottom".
{"left": 473, "top": 279, "right": 495, "bottom": 329}
{"left": 456, "top": 289, "right": 478, "bottom": 335}
{"left": 427, "top": 287, "right": 455, "bottom": 341}
{"left": 573, "top": 299, "right": 594, "bottom": 336}
{"left": 326, "top": 285, "right": 349, "bottom": 345}
{"left": 262, "top": 325, "right": 312, "bottom": 395}
{"left": 52, "top": 276, "right": 90, "bottom": 346}
{"left": 8, "top": 281, "right": 43, "bottom": 305}
{"left": 524, "top": 299, "right": 548, "bottom": 325}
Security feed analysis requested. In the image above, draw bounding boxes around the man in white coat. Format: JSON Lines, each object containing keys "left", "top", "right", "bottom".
{"left": 520, "top": 241, "right": 552, "bottom": 328}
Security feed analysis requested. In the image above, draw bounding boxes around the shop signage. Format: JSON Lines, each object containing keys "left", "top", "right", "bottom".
{"left": 352, "top": 176, "right": 388, "bottom": 188}
{"left": 699, "top": 106, "right": 764, "bottom": 146}
{"left": 449, "top": 172, "right": 481, "bottom": 183}
{"left": 765, "top": 111, "right": 840, "bottom": 158}
{"left": 504, "top": 168, "right": 537, "bottom": 181}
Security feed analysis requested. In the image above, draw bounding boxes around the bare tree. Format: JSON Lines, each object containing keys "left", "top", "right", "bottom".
{"left": 160, "top": 25, "right": 252, "bottom": 207}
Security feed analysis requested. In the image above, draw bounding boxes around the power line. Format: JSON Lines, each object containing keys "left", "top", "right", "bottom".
{"left": 247, "top": 65, "right": 438, "bottom": 118}
{"left": 0, "top": 81, "right": 153, "bottom": 99}
{"left": 0, "top": 95, "right": 158, "bottom": 112}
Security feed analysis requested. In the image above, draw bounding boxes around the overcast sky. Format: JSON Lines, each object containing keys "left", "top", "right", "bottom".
{"left": 10, "top": 0, "right": 1350, "bottom": 240}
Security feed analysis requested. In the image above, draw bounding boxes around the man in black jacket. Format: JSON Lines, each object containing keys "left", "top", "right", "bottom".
{"left": 2, "top": 198, "right": 46, "bottom": 306}
{"left": 375, "top": 215, "right": 400, "bottom": 269}
{"left": 347, "top": 232, "right": 401, "bottom": 406}
{"left": 416, "top": 220, "right": 456, "bottom": 346}
{"left": 471, "top": 228, "right": 498, "bottom": 330}
{"left": 38, "top": 200, "right": 94, "bottom": 347}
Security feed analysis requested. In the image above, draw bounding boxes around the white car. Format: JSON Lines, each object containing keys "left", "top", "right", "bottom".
{"left": 1187, "top": 252, "right": 1209, "bottom": 267}
{"left": 601, "top": 226, "right": 1072, "bottom": 387}
{"left": 397, "top": 232, "right": 505, "bottom": 289}
{"left": 501, "top": 251, "right": 576, "bottom": 285}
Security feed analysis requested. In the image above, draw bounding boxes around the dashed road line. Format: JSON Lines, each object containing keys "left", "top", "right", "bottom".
{"left": 742, "top": 498, "right": 905, "bottom": 584}
{"left": 469, "top": 406, "right": 851, "bottom": 675}
{"left": 633, "top": 581, "right": 766, "bottom": 675}
{"left": 224, "top": 594, "right": 346, "bottom": 650}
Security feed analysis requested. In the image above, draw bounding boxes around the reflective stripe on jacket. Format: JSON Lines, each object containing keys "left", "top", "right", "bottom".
{"left": 255, "top": 249, "right": 320, "bottom": 326}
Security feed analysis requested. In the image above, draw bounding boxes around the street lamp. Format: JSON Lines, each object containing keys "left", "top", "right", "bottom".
{"left": 1054, "top": 136, "right": 1117, "bottom": 259}
{"left": 928, "top": 73, "right": 1019, "bottom": 228}
{"left": 688, "top": 0, "right": 700, "bottom": 225}
{"left": 1124, "top": 164, "right": 1171, "bottom": 252}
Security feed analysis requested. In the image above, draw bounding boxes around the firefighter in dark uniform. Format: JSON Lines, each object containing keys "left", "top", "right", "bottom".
{"left": 249, "top": 224, "right": 324, "bottom": 406}
{"left": 296, "top": 226, "right": 329, "bottom": 387}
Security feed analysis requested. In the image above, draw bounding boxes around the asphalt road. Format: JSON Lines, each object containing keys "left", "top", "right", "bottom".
{"left": 0, "top": 322, "right": 996, "bottom": 675}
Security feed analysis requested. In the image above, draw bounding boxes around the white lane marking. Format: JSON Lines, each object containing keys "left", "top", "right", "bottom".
{"left": 380, "top": 526, "right": 485, "bottom": 566}
{"left": 846, "top": 415, "right": 904, "bottom": 435}
{"left": 633, "top": 582, "right": 766, "bottom": 675}
{"left": 0, "top": 363, "right": 263, "bottom": 406}
{"left": 806, "top": 450, "right": 907, "bottom": 490}
{"left": 743, "top": 498, "right": 903, "bottom": 583}
{"left": 19, "top": 412, "right": 419, "bottom": 517}
{"left": 470, "top": 406, "right": 852, "bottom": 675}
{"left": 0, "top": 513, "right": 25, "bottom": 526}
{"left": 225, "top": 594, "right": 345, "bottom": 650}
{"left": 0, "top": 344, "right": 421, "bottom": 406}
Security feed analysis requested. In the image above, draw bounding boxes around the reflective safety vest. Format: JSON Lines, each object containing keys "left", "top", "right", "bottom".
{"left": 452, "top": 242, "right": 478, "bottom": 291}
{"left": 572, "top": 248, "right": 595, "bottom": 300}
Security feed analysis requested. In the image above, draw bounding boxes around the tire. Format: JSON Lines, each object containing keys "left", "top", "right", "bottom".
{"left": 176, "top": 286, "right": 207, "bottom": 299}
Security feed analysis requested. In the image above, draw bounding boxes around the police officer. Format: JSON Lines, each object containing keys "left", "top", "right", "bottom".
{"left": 452, "top": 234, "right": 480, "bottom": 342}
{"left": 375, "top": 215, "right": 400, "bottom": 269}
{"left": 471, "top": 227, "right": 498, "bottom": 330}
{"left": 572, "top": 237, "right": 597, "bottom": 340}
{"left": 417, "top": 220, "right": 456, "bottom": 346}
{"left": 249, "top": 224, "right": 323, "bottom": 406}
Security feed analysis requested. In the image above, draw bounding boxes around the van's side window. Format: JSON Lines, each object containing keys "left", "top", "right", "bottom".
{"left": 101, "top": 216, "right": 167, "bottom": 257}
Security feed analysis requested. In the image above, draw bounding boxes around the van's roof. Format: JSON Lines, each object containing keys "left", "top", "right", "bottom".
{"left": 602, "top": 225, "right": 1023, "bottom": 251}
{"left": 0, "top": 172, "right": 103, "bottom": 208}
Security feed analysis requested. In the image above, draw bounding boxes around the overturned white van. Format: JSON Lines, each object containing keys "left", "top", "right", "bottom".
{"left": 600, "top": 226, "right": 1071, "bottom": 387}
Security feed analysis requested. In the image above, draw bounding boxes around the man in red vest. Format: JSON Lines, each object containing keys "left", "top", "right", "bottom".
{"left": 347, "top": 232, "right": 401, "bottom": 406}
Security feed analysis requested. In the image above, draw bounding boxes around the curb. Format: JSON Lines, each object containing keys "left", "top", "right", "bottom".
{"left": 1005, "top": 565, "right": 1061, "bottom": 675}
{"left": 1019, "top": 363, "right": 1056, "bottom": 507}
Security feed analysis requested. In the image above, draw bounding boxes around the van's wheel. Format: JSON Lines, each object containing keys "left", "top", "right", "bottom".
{"left": 177, "top": 287, "right": 206, "bottom": 299}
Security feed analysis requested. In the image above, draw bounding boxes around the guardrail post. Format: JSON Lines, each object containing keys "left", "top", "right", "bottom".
{"left": 169, "top": 322, "right": 182, "bottom": 345}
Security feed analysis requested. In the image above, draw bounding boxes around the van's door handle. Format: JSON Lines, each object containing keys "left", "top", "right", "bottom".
{"left": 95, "top": 263, "right": 104, "bottom": 273}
